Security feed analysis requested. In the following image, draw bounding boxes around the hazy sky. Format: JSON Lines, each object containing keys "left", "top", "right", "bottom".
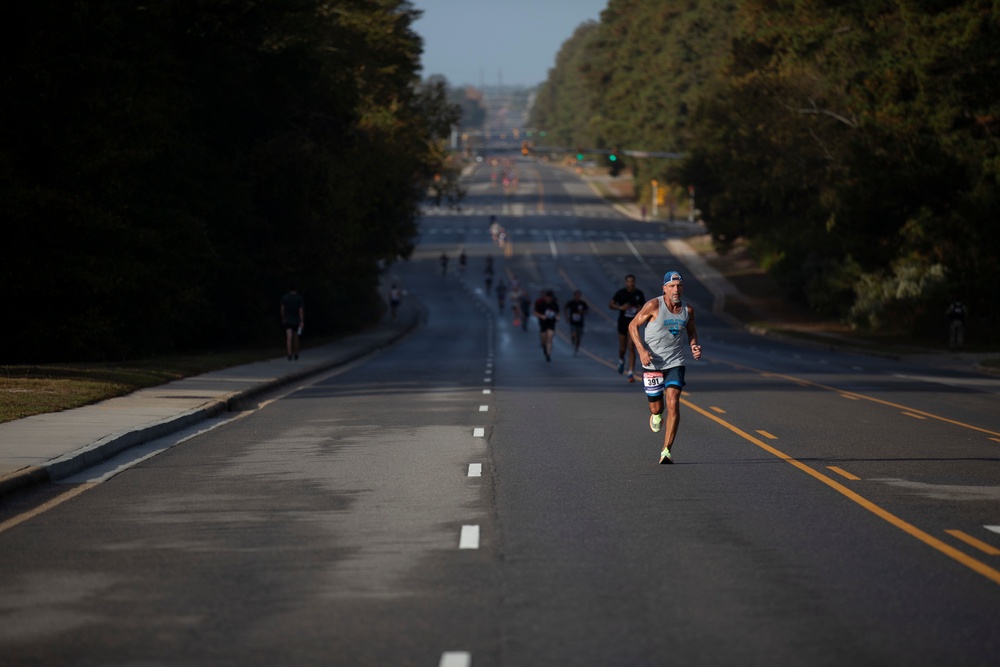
{"left": 411, "top": 0, "right": 609, "bottom": 88}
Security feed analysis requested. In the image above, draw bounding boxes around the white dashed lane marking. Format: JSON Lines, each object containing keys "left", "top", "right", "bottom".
{"left": 439, "top": 651, "right": 471, "bottom": 667}
{"left": 459, "top": 525, "right": 480, "bottom": 549}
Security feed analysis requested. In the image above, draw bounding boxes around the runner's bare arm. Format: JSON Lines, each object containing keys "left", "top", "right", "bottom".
{"left": 628, "top": 299, "right": 659, "bottom": 366}
{"left": 686, "top": 305, "right": 702, "bottom": 360}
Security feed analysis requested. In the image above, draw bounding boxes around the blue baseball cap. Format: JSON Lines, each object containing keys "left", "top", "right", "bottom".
{"left": 663, "top": 271, "right": 684, "bottom": 284}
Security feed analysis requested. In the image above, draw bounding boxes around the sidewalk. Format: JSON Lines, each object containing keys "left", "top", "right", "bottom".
{"left": 0, "top": 296, "right": 421, "bottom": 499}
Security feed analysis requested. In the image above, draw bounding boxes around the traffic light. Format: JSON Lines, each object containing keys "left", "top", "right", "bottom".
{"left": 576, "top": 147, "right": 584, "bottom": 161}
{"left": 608, "top": 147, "right": 622, "bottom": 176}
{"left": 521, "top": 140, "right": 530, "bottom": 156}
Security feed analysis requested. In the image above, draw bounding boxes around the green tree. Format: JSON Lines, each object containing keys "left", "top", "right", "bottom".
{"left": 0, "top": 0, "right": 460, "bottom": 361}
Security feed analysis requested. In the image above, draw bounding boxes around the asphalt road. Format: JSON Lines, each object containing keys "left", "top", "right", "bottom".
{"left": 1, "top": 157, "right": 998, "bottom": 666}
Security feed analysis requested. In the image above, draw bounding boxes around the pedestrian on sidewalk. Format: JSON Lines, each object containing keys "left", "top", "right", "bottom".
{"left": 280, "top": 285, "right": 304, "bottom": 360}
{"left": 388, "top": 283, "right": 402, "bottom": 323}
{"left": 946, "top": 298, "right": 967, "bottom": 350}
{"left": 628, "top": 271, "right": 701, "bottom": 464}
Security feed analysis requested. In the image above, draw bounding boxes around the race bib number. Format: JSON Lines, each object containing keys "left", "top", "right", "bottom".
{"left": 643, "top": 371, "right": 665, "bottom": 396}
{"left": 571, "top": 312, "right": 581, "bottom": 322}
{"left": 625, "top": 306, "right": 638, "bottom": 318}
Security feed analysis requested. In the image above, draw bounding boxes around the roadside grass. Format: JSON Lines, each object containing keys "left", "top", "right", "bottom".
{"left": 0, "top": 340, "right": 336, "bottom": 424}
{"left": 578, "top": 162, "right": 997, "bottom": 360}
{"left": 685, "top": 233, "right": 981, "bottom": 354}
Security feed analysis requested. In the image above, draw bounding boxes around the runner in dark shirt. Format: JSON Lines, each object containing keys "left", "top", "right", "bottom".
{"left": 609, "top": 274, "right": 645, "bottom": 382}
{"left": 564, "top": 290, "right": 589, "bottom": 355}
{"left": 534, "top": 290, "right": 560, "bottom": 362}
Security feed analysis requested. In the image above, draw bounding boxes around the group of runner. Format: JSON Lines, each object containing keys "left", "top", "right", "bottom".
{"left": 509, "top": 271, "right": 700, "bottom": 464}
{"left": 438, "top": 216, "right": 702, "bottom": 465}
{"left": 519, "top": 272, "right": 701, "bottom": 466}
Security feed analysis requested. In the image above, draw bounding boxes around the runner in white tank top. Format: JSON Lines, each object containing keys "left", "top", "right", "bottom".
{"left": 628, "top": 271, "right": 702, "bottom": 464}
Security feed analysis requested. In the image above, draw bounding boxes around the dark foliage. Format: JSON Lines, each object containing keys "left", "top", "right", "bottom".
{"left": 0, "top": 0, "right": 459, "bottom": 362}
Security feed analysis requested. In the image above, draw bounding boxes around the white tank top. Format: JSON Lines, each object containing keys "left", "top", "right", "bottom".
{"left": 642, "top": 297, "right": 689, "bottom": 370}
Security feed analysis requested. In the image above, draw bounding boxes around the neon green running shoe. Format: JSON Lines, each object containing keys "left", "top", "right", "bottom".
{"left": 649, "top": 413, "right": 662, "bottom": 433}
{"left": 659, "top": 448, "right": 673, "bottom": 464}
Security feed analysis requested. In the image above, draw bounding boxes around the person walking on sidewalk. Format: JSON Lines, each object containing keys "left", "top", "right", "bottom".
{"left": 609, "top": 274, "right": 646, "bottom": 382}
{"left": 946, "top": 298, "right": 967, "bottom": 350}
{"left": 534, "top": 290, "right": 560, "bottom": 361}
{"left": 280, "top": 285, "right": 305, "bottom": 360}
{"left": 388, "top": 283, "right": 402, "bottom": 323}
{"left": 628, "top": 270, "right": 702, "bottom": 464}
{"left": 564, "top": 290, "right": 589, "bottom": 355}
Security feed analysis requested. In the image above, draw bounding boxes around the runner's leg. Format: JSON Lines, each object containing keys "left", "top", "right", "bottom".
{"left": 662, "top": 387, "right": 681, "bottom": 450}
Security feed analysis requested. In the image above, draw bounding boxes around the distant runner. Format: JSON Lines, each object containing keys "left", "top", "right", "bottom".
{"left": 564, "top": 290, "right": 589, "bottom": 355}
{"left": 534, "top": 290, "right": 560, "bottom": 362}
{"left": 609, "top": 274, "right": 646, "bottom": 382}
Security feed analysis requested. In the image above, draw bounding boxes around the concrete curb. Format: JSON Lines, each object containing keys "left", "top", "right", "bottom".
{"left": 0, "top": 297, "right": 422, "bottom": 498}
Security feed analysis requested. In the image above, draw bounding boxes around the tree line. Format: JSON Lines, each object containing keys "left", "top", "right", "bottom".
{"left": 532, "top": 0, "right": 999, "bottom": 344}
{"left": 1, "top": 0, "right": 459, "bottom": 363}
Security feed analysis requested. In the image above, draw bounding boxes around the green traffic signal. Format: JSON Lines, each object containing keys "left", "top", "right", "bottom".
{"left": 609, "top": 154, "right": 617, "bottom": 161}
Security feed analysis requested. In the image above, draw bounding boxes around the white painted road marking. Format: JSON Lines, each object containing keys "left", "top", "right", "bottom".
{"left": 479, "top": 405, "right": 488, "bottom": 411}
{"left": 468, "top": 463, "right": 482, "bottom": 477}
{"left": 440, "top": 651, "right": 471, "bottom": 667}
{"left": 459, "top": 525, "right": 480, "bottom": 549}
{"left": 473, "top": 428, "right": 485, "bottom": 437}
